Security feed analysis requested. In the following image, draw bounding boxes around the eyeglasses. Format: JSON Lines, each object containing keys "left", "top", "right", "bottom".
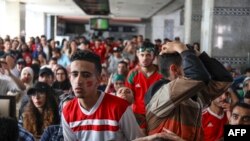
{"left": 137, "top": 47, "right": 155, "bottom": 53}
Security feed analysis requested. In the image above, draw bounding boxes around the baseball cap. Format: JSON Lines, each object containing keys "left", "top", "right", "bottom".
{"left": 39, "top": 67, "right": 54, "bottom": 76}
{"left": 17, "top": 58, "right": 25, "bottom": 65}
{"left": 27, "top": 82, "right": 51, "bottom": 95}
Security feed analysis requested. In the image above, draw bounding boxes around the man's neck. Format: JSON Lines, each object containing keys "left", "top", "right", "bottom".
{"left": 209, "top": 104, "right": 224, "bottom": 116}
{"left": 141, "top": 65, "right": 156, "bottom": 77}
{"left": 79, "top": 91, "right": 101, "bottom": 111}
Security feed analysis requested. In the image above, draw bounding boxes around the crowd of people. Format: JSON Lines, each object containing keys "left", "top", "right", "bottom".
{"left": 0, "top": 34, "right": 250, "bottom": 141}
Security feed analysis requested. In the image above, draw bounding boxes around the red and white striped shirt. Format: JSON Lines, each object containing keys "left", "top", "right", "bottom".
{"left": 62, "top": 92, "right": 143, "bottom": 141}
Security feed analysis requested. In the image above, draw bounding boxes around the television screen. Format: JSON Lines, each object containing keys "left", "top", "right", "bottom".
{"left": 90, "top": 18, "right": 109, "bottom": 31}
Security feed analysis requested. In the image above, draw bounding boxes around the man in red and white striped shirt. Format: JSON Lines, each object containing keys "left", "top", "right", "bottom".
{"left": 62, "top": 50, "right": 144, "bottom": 141}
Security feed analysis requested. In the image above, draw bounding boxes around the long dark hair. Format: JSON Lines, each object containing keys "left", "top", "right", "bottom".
{"left": 22, "top": 89, "right": 59, "bottom": 137}
{"left": 52, "top": 66, "right": 71, "bottom": 91}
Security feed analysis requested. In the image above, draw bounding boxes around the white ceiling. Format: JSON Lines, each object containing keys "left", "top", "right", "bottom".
{"left": 6, "top": 0, "right": 173, "bottom": 19}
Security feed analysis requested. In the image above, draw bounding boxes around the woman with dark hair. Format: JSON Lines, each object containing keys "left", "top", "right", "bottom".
{"left": 19, "top": 82, "right": 60, "bottom": 139}
{"left": 52, "top": 66, "right": 71, "bottom": 92}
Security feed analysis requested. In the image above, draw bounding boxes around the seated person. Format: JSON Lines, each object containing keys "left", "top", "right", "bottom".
{"left": 19, "top": 82, "right": 60, "bottom": 139}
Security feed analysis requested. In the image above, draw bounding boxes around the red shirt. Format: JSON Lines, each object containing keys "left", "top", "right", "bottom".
{"left": 202, "top": 108, "right": 228, "bottom": 141}
{"left": 91, "top": 45, "right": 106, "bottom": 64}
{"left": 125, "top": 66, "right": 162, "bottom": 115}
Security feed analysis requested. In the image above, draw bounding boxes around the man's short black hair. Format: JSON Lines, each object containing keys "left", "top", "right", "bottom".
{"left": 244, "top": 68, "right": 250, "bottom": 74}
{"left": 118, "top": 60, "right": 128, "bottom": 67}
{"left": 158, "top": 53, "right": 182, "bottom": 78}
{"left": 245, "top": 91, "right": 250, "bottom": 99}
{"left": 70, "top": 50, "right": 102, "bottom": 75}
{"left": 232, "top": 102, "right": 250, "bottom": 111}
{"left": 52, "top": 48, "right": 61, "bottom": 54}
{"left": 50, "top": 57, "right": 58, "bottom": 62}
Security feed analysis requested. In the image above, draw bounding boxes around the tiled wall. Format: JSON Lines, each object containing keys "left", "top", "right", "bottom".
{"left": 212, "top": 0, "right": 250, "bottom": 69}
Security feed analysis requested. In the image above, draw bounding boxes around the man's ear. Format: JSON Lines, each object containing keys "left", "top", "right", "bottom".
{"left": 169, "top": 64, "right": 178, "bottom": 74}
{"left": 96, "top": 74, "right": 101, "bottom": 86}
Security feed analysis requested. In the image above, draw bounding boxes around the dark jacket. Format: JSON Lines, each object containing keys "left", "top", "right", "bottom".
{"left": 146, "top": 50, "right": 233, "bottom": 141}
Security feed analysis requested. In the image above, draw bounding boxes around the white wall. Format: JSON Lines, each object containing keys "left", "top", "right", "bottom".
{"left": 25, "top": 5, "right": 46, "bottom": 39}
{"left": 0, "top": 0, "right": 5, "bottom": 37}
{"left": 151, "top": 9, "right": 184, "bottom": 41}
{"left": 0, "top": 1, "right": 21, "bottom": 38}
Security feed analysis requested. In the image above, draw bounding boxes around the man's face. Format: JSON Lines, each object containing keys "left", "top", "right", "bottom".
{"left": 137, "top": 51, "right": 154, "bottom": 67}
{"left": 244, "top": 98, "right": 250, "bottom": 104}
{"left": 212, "top": 92, "right": 229, "bottom": 108}
{"left": 230, "top": 106, "right": 250, "bottom": 125}
{"left": 137, "top": 36, "right": 143, "bottom": 43}
{"left": 41, "top": 37, "right": 47, "bottom": 45}
{"left": 246, "top": 72, "right": 250, "bottom": 77}
{"left": 70, "top": 60, "right": 100, "bottom": 99}
{"left": 4, "top": 41, "right": 11, "bottom": 51}
{"left": 12, "top": 40, "right": 19, "bottom": 50}
{"left": 94, "top": 40, "right": 100, "bottom": 47}
{"left": 114, "top": 80, "right": 125, "bottom": 91}
{"left": 243, "top": 80, "right": 250, "bottom": 92}
{"left": 117, "top": 63, "right": 127, "bottom": 75}
{"left": 52, "top": 52, "right": 60, "bottom": 59}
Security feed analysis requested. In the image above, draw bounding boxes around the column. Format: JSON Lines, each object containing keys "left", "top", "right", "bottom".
{"left": 184, "top": 0, "right": 192, "bottom": 44}
{"left": 200, "top": 0, "right": 214, "bottom": 55}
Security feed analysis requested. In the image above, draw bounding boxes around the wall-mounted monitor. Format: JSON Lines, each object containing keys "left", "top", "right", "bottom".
{"left": 73, "top": 0, "right": 110, "bottom": 15}
{"left": 90, "top": 18, "right": 109, "bottom": 31}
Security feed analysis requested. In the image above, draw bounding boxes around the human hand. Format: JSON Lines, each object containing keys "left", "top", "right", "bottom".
{"left": 222, "top": 102, "right": 231, "bottom": 112}
{"left": 159, "top": 128, "right": 186, "bottom": 141}
{"left": 116, "top": 87, "right": 134, "bottom": 104}
{"left": 193, "top": 47, "right": 201, "bottom": 56}
{"left": 160, "top": 42, "right": 188, "bottom": 55}
{"left": 133, "top": 128, "right": 186, "bottom": 141}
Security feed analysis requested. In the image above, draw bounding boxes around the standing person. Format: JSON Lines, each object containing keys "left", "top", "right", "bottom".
{"left": 145, "top": 42, "right": 233, "bottom": 141}
{"left": 125, "top": 42, "right": 162, "bottom": 129}
{"left": 202, "top": 91, "right": 235, "bottom": 141}
{"left": 41, "top": 35, "right": 52, "bottom": 61}
{"left": 61, "top": 50, "right": 144, "bottom": 141}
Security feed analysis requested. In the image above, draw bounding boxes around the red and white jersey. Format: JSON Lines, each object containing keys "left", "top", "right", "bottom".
{"left": 202, "top": 108, "right": 228, "bottom": 141}
{"left": 62, "top": 92, "right": 144, "bottom": 141}
{"left": 125, "top": 67, "right": 162, "bottom": 115}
